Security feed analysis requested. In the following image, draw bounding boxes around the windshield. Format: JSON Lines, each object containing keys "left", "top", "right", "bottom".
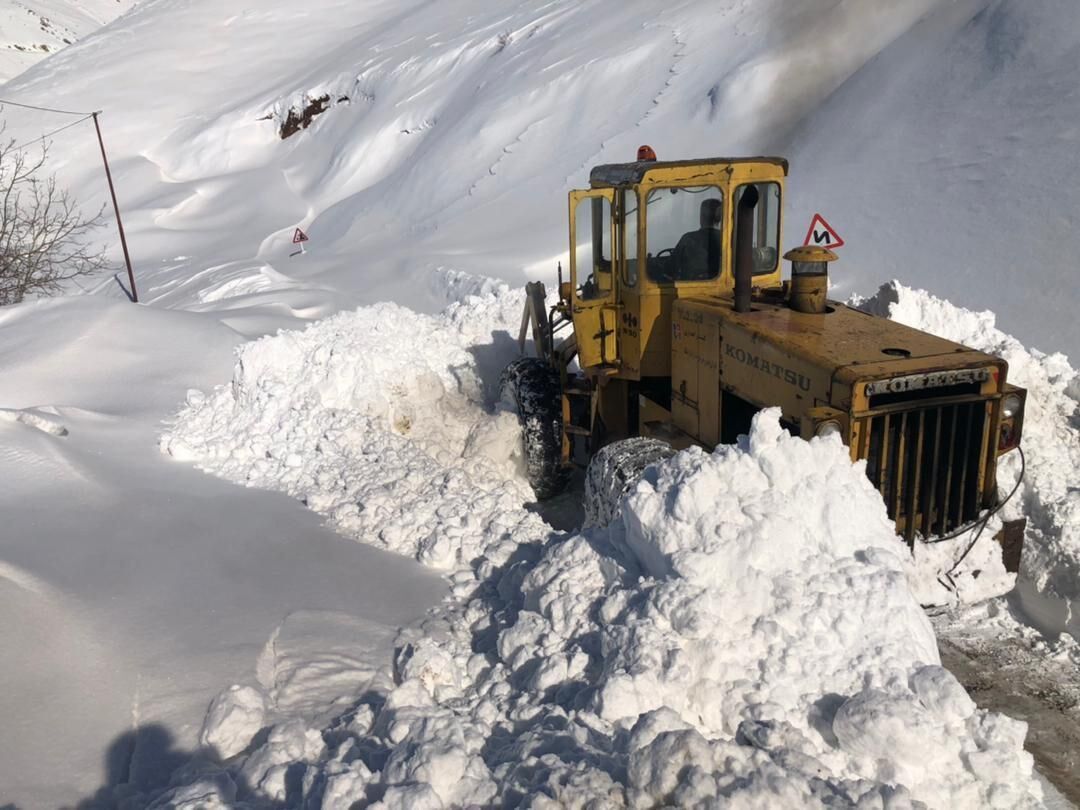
{"left": 644, "top": 186, "right": 724, "bottom": 283}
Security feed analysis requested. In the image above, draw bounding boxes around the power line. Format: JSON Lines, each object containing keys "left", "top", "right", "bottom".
{"left": 0, "top": 97, "right": 94, "bottom": 117}
{"left": 10, "top": 114, "right": 94, "bottom": 151}
{"left": 0, "top": 101, "right": 137, "bottom": 300}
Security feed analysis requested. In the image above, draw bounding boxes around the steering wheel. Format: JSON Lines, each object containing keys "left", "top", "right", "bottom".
{"left": 648, "top": 248, "right": 678, "bottom": 283}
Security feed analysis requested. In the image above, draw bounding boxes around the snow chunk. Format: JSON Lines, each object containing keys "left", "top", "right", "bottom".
{"left": 199, "top": 684, "right": 270, "bottom": 760}
{"left": 239, "top": 720, "right": 326, "bottom": 802}
{"left": 0, "top": 407, "right": 68, "bottom": 437}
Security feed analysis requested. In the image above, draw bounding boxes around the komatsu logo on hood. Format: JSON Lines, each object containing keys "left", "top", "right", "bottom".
{"left": 724, "top": 344, "right": 811, "bottom": 391}
{"left": 865, "top": 368, "right": 991, "bottom": 396}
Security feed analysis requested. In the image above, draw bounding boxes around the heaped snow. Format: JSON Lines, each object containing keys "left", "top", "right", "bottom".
{"left": 162, "top": 338, "right": 1044, "bottom": 806}
{"left": 0, "top": 0, "right": 1078, "bottom": 806}
{"left": 0, "top": 0, "right": 136, "bottom": 83}
{"left": 162, "top": 272, "right": 536, "bottom": 570}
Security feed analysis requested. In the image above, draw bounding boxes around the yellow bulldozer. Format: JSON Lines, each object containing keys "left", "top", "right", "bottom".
{"left": 502, "top": 152, "right": 1026, "bottom": 570}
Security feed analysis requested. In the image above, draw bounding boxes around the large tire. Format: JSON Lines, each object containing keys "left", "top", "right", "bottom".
{"left": 584, "top": 437, "right": 675, "bottom": 527}
{"left": 500, "top": 357, "right": 569, "bottom": 500}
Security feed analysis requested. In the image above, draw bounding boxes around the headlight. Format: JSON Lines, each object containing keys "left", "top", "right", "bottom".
{"left": 1002, "top": 393, "right": 1022, "bottom": 419}
{"left": 815, "top": 419, "right": 842, "bottom": 438}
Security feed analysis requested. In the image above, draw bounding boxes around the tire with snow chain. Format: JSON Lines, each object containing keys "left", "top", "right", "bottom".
{"left": 584, "top": 437, "right": 675, "bottom": 527}
{"left": 500, "top": 357, "right": 569, "bottom": 500}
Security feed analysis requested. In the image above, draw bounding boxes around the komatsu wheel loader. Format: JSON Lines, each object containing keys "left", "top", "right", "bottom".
{"left": 502, "top": 153, "right": 1026, "bottom": 571}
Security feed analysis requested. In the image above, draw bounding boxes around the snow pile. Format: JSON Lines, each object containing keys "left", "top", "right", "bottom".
{"left": 164, "top": 320, "right": 1044, "bottom": 807}
{"left": 860, "top": 281, "right": 1080, "bottom": 633}
{"left": 163, "top": 273, "right": 542, "bottom": 569}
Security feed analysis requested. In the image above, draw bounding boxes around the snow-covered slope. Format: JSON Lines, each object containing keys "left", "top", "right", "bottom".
{"left": 786, "top": 0, "right": 1080, "bottom": 361}
{"left": 0, "top": 0, "right": 967, "bottom": 321}
{"left": 4, "top": 0, "right": 1075, "bottom": 362}
{"left": 0, "top": 0, "right": 136, "bottom": 83}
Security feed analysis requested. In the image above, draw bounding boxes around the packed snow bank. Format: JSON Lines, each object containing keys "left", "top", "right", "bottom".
{"left": 860, "top": 281, "right": 1080, "bottom": 637}
{"left": 162, "top": 289, "right": 1044, "bottom": 808}
{"left": 163, "top": 273, "right": 542, "bottom": 569}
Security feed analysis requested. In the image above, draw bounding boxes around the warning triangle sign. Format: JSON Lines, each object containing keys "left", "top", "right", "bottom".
{"left": 292, "top": 227, "right": 309, "bottom": 244}
{"left": 802, "top": 214, "right": 844, "bottom": 249}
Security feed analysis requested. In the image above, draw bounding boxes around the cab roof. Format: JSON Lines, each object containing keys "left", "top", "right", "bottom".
{"left": 589, "top": 156, "right": 789, "bottom": 187}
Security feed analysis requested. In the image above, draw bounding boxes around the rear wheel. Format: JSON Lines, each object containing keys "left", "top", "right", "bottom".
{"left": 500, "top": 357, "right": 569, "bottom": 500}
{"left": 584, "top": 437, "right": 675, "bottom": 527}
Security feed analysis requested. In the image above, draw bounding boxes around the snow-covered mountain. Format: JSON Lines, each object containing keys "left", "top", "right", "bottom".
{"left": 785, "top": 0, "right": 1080, "bottom": 361}
{"left": 2, "top": 0, "right": 1076, "bottom": 359}
{"left": 0, "top": 0, "right": 136, "bottom": 83}
{"left": 0, "top": 0, "right": 1077, "bottom": 807}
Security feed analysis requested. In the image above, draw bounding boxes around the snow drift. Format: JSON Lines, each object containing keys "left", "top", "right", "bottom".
{"left": 163, "top": 271, "right": 537, "bottom": 569}
{"left": 154, "top": 278, "right": 1061, "bottom": 807}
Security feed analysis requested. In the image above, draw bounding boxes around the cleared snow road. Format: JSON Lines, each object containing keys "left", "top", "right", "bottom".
{"left": 934, "top": 608, "right": 1080, "bottom": 807}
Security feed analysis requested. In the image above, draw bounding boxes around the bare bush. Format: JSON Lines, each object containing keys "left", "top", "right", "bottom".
{"left": 0, "top": 134, "right": 107, "bottom": 306}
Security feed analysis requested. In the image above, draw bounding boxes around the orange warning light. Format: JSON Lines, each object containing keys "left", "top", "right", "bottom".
{"left": 636, "top": 144, "right": 657, "bottom": 162}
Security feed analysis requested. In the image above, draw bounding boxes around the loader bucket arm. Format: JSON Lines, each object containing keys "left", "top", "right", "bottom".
{"left": 518, "top": 281, "right": 552, "bottom": 359}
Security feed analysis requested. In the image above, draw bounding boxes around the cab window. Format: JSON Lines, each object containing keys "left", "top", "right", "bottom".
{"left": 732, "top": 182, "right": 781, "bottom": 275}
{"left": 575, "top": 197, "right": 612, "bottom": 300}
{"left": 644, "top": 186, "right": 724, "bottom": 283}
{"left": 622, "top": 189, "right": 638, "bottom": 287}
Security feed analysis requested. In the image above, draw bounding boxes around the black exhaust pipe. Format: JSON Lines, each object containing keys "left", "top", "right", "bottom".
{"left": 734, "top": 185, "right": 759, "bottom": 313}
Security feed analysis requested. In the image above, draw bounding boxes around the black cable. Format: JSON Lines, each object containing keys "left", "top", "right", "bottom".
{"left": 0, "top": 97, "right": 93, "bottom": 117}
{"left": 936, "top": 445, "right": 1026, "bottom": 592}
{"left": 946, "top": 445, "right": 1026, "bottom": 574}
{"left": 924, "top": 444, "right": 1026, "bottom": 544}
{"left": 9, "top": 114, "right": 94, "bottom": 151}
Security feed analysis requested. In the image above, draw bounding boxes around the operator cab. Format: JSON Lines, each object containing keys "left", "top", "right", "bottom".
{"left": 565, "top": 155, "right": 789, "bottom": 376}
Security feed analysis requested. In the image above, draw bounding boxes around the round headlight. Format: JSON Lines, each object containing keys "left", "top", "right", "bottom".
{"left": 1002, "top": 394, "right": 1022, "bottom": 420}
{"left": 815, "top": 419, "right": 842, "bottom": 438}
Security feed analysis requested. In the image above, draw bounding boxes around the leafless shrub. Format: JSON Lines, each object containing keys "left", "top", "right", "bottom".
{"left": 0, "top": 133, "right": 106, "bottom": 305}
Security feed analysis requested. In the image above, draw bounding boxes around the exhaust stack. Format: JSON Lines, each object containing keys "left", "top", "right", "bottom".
{"left": 734, "top": 185, "right": 759, "bottom": 313}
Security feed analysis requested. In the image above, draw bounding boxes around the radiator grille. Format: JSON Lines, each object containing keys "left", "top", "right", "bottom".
{"left": 859, "top": 398, "right": 992, "bottom": 544}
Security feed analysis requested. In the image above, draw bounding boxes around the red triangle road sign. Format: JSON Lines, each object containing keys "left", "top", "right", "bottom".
{"left": 292, "top": 227, "right": 309, "bottom": 244}
{"left": 803, "top": 213, "right": 844, "bottom": 249}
